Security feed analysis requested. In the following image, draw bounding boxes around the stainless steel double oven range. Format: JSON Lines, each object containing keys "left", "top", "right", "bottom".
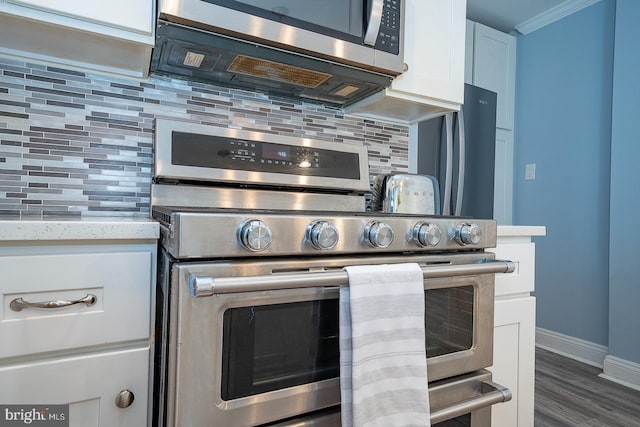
{"left": 151, "top": 119, "right": 513, "bottom": 427}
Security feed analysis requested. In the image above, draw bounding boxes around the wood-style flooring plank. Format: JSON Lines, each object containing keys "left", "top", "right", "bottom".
{"left": 535, "top": 347, "right": 640, "bottom": 426}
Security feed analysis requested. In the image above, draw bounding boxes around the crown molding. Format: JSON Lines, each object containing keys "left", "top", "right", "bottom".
{"left": 515, "top": 0, "right": 601, "bottom": 35}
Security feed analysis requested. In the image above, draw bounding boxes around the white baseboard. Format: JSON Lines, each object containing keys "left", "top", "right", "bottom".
{"left": 601, "top": 356, "right": 640, "bottom": 392}
{"left": 535, "top": 327, "right": 608, "bottom": 368}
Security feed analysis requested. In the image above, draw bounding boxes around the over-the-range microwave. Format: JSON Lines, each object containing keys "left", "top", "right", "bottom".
{"left": 152, "top": 0, "right": 405, "bottom": 106}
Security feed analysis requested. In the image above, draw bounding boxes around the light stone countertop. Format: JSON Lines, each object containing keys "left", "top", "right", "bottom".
{"left": 497, "top": 225, "right": 546, "bottom": 238}
{"left": 0, "top": 216, "right": 159, "bottom": 241}
{"left": 0, "top": 216, "right": 543, "bottom": 242}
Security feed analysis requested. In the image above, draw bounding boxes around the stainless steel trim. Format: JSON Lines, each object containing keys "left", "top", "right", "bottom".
{"left": 153, "top": 119, "right": 371, "bottom": 193}
{"left": 443, "top": 113, "right": 453, "bottom": 215}
{"left": 364, "top": 0, "right": 384, "bottom": 46}
{"left": 151, "top": 184, "right": 366, "bottom": 212}
{"left": 9, "top": 294, "right": 97, "bottom": 312}
{"left": 188, "top": 259, "right": 515, "bottom": 297}
{"left": 157, "top": 0, "right": 404, "bottom": 74}
{"left": 430, "top": 380, "right": 512, "bottom": 424}
{"left": 455, "top": 109, "right": 466, "bottom": 216}
{"left": 153, "top": 210, "right": 498, "bottom": 258}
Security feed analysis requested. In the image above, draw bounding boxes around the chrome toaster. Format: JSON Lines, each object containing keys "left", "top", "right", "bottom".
{"left": 371, "top": 173, "right": 440, "bottom": 214}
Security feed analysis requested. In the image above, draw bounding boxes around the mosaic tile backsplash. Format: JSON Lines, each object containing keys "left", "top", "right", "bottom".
{"left": 0, "top": 56, "right": 409, "bottom": 217}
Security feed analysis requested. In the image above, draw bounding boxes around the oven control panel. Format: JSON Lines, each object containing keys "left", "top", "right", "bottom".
{"left": 153, "top": 207, "right": 497, "bottom": 259}
{"left": 154, "top": 119, "right": 371, "bottom": 192}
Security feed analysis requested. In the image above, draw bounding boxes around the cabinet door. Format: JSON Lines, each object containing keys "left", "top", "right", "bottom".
{"left": 0, "top": 347, "right": 149, "bottom": 427}
{"left": 493, "top": 129, "right": 514, "bottom": 225}
{"left": 390, "top": 0, "right": 466, "bottom": 105}
{"left": 6, "top": 0, "right": 153, "bottom": 34}
{"left": 490, "top": 297, "right": 536, "bottom": 427}
{"left": 472, "top": 23, "right": 516, "bottom": 130}
{"left": 464, "top": 20, "right": 475, "bottom": 85}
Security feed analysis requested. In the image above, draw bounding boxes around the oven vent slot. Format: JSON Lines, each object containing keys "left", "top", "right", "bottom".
{"left": 152, "top": 210, "right": 173, "bottom": 227}
{"left": 419, "top": 261, "right": 453, "bottom": 267}
{"left": 271, "top": 267, "right": 343, "bottom": 275}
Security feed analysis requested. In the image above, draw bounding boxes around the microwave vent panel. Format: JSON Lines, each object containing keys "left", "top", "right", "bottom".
{"left": 227, "top": 55, "right": 332, "bottom": 88}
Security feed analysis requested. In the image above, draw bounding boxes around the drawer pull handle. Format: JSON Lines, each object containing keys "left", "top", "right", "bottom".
{"left": 115, "top": 389, "right": 135, "bottom": 409}
{"left": 9, "top": 294, "right": 97, "bottom": 312}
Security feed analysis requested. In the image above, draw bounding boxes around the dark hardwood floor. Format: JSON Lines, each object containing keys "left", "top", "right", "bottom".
{"left": 535, "top": 347, "right": 640, "bottom": 426}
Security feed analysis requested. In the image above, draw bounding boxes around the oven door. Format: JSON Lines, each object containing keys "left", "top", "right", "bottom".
{"left": 158, "top": 252, "right": 504, "bottom": 426}
{"left": 268, "top": 370, "right": 511, "bottom": 427}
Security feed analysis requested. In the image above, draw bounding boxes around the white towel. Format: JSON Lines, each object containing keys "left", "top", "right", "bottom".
{"left": 340, "top": 263, "right": 430, "bottom": 427}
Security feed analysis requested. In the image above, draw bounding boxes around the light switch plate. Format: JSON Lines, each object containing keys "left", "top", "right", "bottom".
{"left": 525, "top": 163, "right": 536, "bottom": 180}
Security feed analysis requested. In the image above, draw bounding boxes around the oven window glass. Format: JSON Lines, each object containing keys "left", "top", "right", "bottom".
{"left": 221, "top": 285, "right": 474, "bottom": 400}
{"left": 222, "top": 299, "right": 339, "bottom": 400}
{"left": 425, "top": 286, "right": 474, "bottom": 357}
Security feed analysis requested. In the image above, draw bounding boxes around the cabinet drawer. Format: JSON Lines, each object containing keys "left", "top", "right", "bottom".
{"left": 0, "top": 347, "right": 149, "bottom": 427}
{"left": 0, "top": 252, "right": 152, "bottom": 359}
{"left": 488, "top": 243, "right": 535, "bottom": 297}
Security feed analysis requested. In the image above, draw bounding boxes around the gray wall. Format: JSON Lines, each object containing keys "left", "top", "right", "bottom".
{"left": 0, "top": 57, "right": 409, "bottom": 217}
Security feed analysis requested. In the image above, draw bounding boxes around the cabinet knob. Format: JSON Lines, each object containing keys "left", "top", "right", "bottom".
{"left": 115, "top": 389, "right": 135, "bottom": 409}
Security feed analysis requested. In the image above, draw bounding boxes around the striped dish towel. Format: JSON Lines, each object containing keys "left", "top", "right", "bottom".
{"left": 340, "top": 263, "right": 430, "bottom": 427}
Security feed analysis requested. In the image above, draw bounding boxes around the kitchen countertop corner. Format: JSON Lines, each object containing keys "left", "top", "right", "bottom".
{"left": 0, "top": 216, "right": 160, "bottom": 242}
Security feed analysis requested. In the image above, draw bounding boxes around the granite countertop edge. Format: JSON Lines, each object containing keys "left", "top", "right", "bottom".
{"left": 0, "top": 216, "right": 160, "bottom": 241}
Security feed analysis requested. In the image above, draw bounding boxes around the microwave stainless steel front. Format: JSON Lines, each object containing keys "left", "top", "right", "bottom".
{"left": 152, "top": 0, "right": 405, "bottom": 106}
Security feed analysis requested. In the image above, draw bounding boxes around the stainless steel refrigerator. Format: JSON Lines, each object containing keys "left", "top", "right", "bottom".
{"left": 417, "top": 84, "right": 497, "bottom": 219}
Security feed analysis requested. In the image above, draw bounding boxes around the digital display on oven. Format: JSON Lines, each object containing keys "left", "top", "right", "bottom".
{"left": 262, "top": 143, "right": 290, "bottom": 161}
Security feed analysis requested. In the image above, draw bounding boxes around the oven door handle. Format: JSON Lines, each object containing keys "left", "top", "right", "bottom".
{"left": 430, "top": 380, "right": 512, "bottom": 424}
{"left": 189, "top": 259, "right": 515, "bottom": 297}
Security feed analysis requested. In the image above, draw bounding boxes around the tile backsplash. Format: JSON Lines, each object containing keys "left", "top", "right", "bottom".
{"left": 0, "top": 56, "right": 409, "bottom": 217}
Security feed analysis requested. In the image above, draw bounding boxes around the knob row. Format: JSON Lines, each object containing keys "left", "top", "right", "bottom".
{"left": 237, "top": 219, "right": 482, "bottom": 252}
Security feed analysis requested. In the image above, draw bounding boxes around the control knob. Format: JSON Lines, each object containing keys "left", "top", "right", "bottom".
{"left": 307, "top": 221, "right": 339, "bottom": 250}
{"left": 455, "top": 223, "right": 482, "bottom": 246}
{"left": 237, "top": 219, "right": 272, "bottom": 251}
{"left": 364, "top": 221, "right": 394, "bottom": 248}
{"left": 412, "top": 222, "right": 442, "bottom": 247}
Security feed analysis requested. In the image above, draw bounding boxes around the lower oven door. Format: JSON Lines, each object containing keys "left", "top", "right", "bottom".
{"left": 157, "top": 252, "right": 504, "bottom": 426}
{"left": 269, "top": 370, "right": 511, "bottom": 427}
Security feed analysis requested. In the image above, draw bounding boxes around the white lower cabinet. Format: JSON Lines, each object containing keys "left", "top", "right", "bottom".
{"left": 0, "top": 347, "right": 149, "bottom": 427}
{"left": 490, "top": 297, "right": 536, "bottom": 427}
{"left": 488, "top": 228, "right": 545, "bottom": 427}
{"left": 0, "top": 240, "right": 156, "bottom": 427}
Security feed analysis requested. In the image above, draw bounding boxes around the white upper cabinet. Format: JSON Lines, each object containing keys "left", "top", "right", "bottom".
{"left": 6, "top": 0, "right": 153, "bottom": 35}
{"left": 469, "top": 22, "right": 517, "bottom": 130}
{"left": 346, "top": 0, "right": 466, "bottom": 124}
{"left": 0, "top": 0, "right": 154, "bottom": 77}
